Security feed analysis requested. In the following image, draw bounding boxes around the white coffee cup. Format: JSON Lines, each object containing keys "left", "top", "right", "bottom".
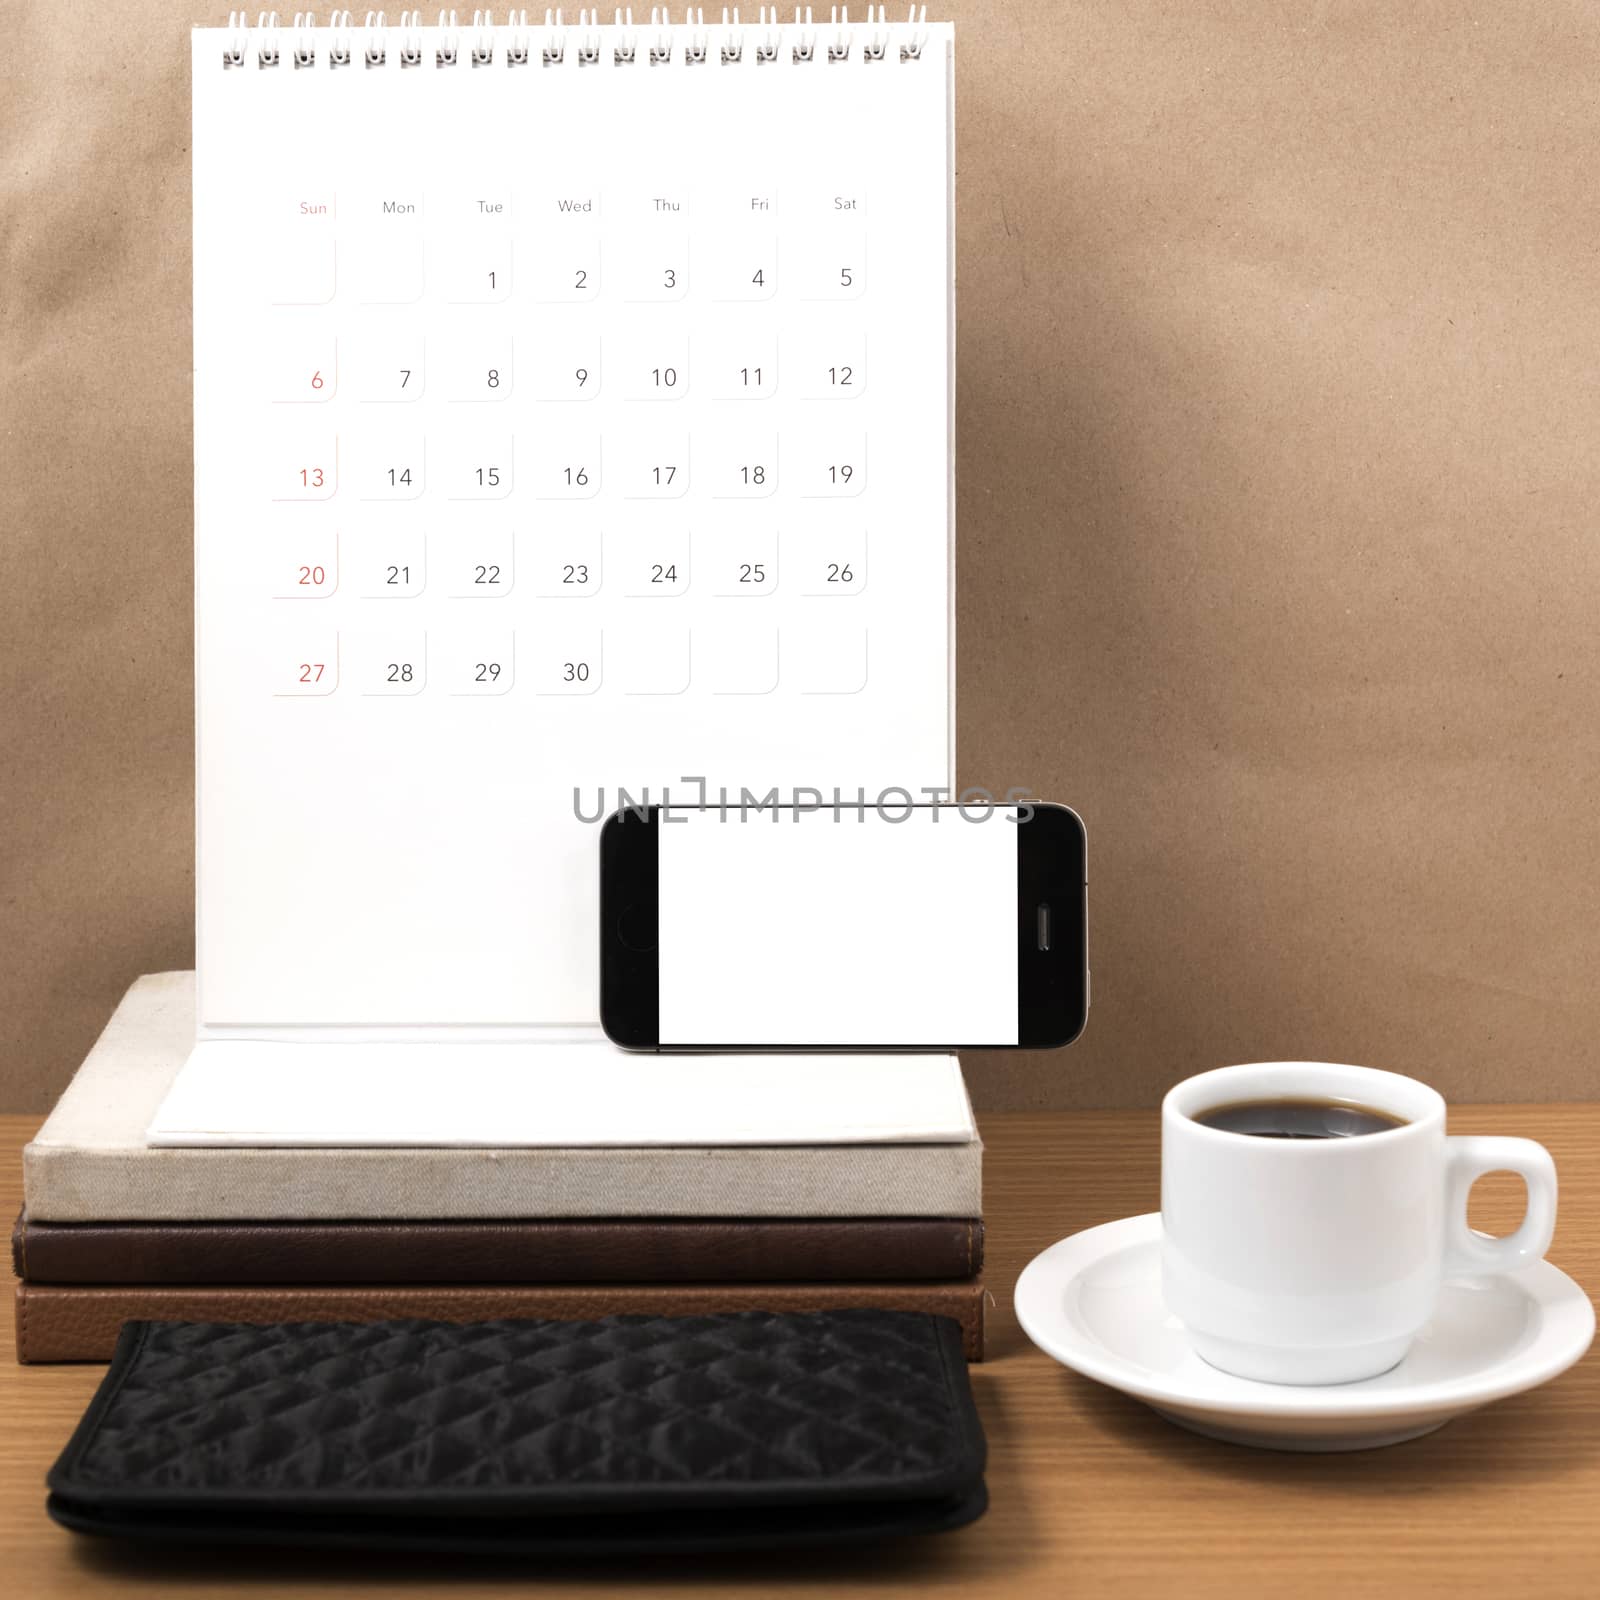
{"left": 1161, "top": 1062, "right": 1558, "bottom": 1385}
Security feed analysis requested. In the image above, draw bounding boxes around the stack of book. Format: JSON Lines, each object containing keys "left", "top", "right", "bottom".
{"left": 15, "top": 975, "right": 985, "bottom": 1363}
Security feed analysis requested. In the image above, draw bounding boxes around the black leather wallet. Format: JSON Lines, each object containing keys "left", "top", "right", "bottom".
{"left": 47, "top": 1310, "right": 987, "bottom": 1554}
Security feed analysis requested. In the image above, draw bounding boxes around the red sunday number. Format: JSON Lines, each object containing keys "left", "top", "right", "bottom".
{"left": 298, "top": 466, "right": 325, "bottom": 488}
{"left": 310, "top": 370, "right": 324, "bottom": 390}
{"left": 298, "top": 662, "right": 326, "bottom": 683}
{"left": 297, "top": 565, "right": 326, "bottom": 586}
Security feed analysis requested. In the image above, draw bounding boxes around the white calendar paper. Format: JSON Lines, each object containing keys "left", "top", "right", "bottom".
{"left": 191, "top": 15, "right": 955, "bottom": 1032}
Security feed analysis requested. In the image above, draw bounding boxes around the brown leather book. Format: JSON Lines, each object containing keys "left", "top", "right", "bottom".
{"left": 10, "top": 1210, "right": 982, "bottom": 1285}
{"left": 12, "top": 1279, "right": 985, "bottom": 1364}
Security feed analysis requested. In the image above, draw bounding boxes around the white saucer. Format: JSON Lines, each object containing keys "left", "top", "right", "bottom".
{"left": 1014, "top": 1213, "right": 1594, "bottom": 1451}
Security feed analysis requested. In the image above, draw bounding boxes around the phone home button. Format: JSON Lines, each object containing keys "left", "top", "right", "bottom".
{"left": 616, "top": 903, "right": 658, "bottom": 953}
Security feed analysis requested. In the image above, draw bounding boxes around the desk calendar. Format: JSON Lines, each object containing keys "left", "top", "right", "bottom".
{"left": 191, "top": 11, "right": 954, "bottom": 1032}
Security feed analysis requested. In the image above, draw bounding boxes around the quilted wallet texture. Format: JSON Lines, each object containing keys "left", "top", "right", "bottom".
{"left": 47, "top": 1310, "right": 987, "bottom": 1554}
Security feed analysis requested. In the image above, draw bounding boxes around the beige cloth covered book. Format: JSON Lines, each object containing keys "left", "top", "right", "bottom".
{"left": 24, "top": 975, "right": 982, "bottom": 1222}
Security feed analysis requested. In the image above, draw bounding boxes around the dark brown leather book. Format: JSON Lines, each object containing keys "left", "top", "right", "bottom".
{"left": 12, "top": 1279, "right": 986, "bottom": 1364}
{"left": 10, "top": 1211, "right": 981, "bottom": 1285}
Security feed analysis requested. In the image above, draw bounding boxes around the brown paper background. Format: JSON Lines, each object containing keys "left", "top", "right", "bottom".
{"left": 4, "top": 3, "right": 1598, "bottom": 1114}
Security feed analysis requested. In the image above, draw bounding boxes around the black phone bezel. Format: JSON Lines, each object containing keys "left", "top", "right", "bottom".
{"left": 599, "top": 805, "right": 661, "bottom": 1050}
{"left": 598, "top": 802, "right": 1087, "bottom": 1052}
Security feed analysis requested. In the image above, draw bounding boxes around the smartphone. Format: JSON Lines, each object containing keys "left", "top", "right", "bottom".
{"left": 600, "top": 801, "right": 1087, "bottom": 1051}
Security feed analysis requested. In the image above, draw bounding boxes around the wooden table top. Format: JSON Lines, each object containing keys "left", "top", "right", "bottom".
{"left": 3, "top": 1104, "right": 1597, "bottom": 1597}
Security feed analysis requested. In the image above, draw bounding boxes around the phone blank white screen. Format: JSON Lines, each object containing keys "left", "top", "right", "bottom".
{"left": 658, "top": 807, "right": 1020, "bottom": 1045}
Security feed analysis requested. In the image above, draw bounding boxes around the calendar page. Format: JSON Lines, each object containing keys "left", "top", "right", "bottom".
{"left": 192, "top": 14, "right": 954, "bottom": 1031}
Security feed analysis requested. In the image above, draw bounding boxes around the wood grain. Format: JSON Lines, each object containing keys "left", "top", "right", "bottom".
{"left": 2, "top": 1106, "right": 1596, "bottom": 1596}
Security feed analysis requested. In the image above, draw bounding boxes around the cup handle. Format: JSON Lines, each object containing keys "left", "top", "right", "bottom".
{"left": 1443, "top": 1135, "right": 1558, "bottom": 1279}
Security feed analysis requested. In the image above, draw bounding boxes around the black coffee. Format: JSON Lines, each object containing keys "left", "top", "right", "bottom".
{"left": 1193, "top": 1097, "right": 1408, "bottom": 1140}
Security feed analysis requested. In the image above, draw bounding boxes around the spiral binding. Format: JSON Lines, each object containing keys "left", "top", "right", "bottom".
{"left": 221, "top": 6, "right": 931, "bottom": 70}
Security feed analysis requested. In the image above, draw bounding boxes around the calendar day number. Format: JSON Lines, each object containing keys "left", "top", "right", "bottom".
{"left": 531, "top": 623, "right": 602, "bottom": 694}
{"left": 272, "top": 634, "right": 339, "bottom": 696}
{"left": 273, "top": 446, "right": 337, "bottom": 500}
